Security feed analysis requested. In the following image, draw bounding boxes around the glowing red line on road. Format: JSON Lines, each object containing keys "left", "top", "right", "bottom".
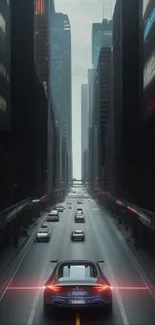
{"left": 110, "top": 286, "right": 148, "bottom": 290}
{"left": 7, "top": 286, "right": 46, "bottom": 290}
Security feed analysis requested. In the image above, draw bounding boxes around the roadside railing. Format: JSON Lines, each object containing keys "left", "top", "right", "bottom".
{"left": 0, "top": 198, "right": 30, "bottom": 229}
{"left": 95, "top": 190, "right": 155, "bottom": 250}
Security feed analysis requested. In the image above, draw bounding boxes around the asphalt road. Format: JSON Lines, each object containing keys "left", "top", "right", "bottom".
{"left": 0, "top": 192, "right": 155, "bottom": 325}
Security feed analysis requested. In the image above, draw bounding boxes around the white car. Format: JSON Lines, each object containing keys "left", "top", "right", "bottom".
{"left": 36, "top": 228, "right": 50, "bottom": 242}
{"left": 56, "top": 205, "right": 65, "bottom": 212}
{"left": 71, "top": 230, "right": 85, "bottom": 241}
{"left": 47, "top": 210, "right": 59, "bottom": 221}
{"left": 75, "top": 214, "right": 85, "bottom": 223}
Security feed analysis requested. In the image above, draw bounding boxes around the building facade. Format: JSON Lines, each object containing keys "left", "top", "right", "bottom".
{"left": 113, "top": 0, "right": 142, "bottom": 202}
{"left": 0, "top": 0, "right": 11, "bottom": 210}
{"left": 81, "top": 84, "right": 88, "bottom": 181}
{"left": 92, "top": 19, "right": 112, "bottom": 68}
{"left": 87, "top": 69, "right": 95, "bottom": 190}
{"left": 92, "top": 46, "right": 112, "bottom": 190}
{"left": 34, "top": 0, "right": 57, "bottom": 195}
{"left": 0, "top": 0, "right": 10, "bottom": 132}
{"left": 34, "top": 0, "right": 48, "bottom": 94}
{"left": 51, "top": 12, "right": 72, "bottom": 187}
{"left": 135, "top": 0, "right": 155, "bottom": 209}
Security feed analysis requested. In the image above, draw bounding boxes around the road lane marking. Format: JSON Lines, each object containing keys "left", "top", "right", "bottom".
{"left": 92, "top": 208, "right": 98, "bottom": 211}
{"left": 0, "top": 215, "right": 47, "bottom": 302}
{"left": 86, "top": 211, "right": 129, "bottom": 325}
{"left": 27, "top": 273, "right": 45, "bottom": 325}
{"left": 76, "top": 313, "right": 80, "bottom": 325}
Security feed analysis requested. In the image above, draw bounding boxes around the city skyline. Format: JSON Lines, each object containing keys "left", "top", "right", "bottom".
{"left": 55, "top": 0, "right": 115, "bottom": 179}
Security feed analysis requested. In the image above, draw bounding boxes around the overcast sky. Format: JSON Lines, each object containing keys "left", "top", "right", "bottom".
{"left": 55, "top": 0, "right": 115, "bottom": 179}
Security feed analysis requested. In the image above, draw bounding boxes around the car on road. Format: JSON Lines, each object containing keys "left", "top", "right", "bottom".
{"left": 77, "top": 200, "right": 83, "bottom": 204}
{"left": 56, "top": 205, "right": 65, "bottom": 212}
{"left": 71, "top": 230, "right": 85, "bottom": 241}
{"left": 76, "top": 208, "right": 84, "bottom": 214}
{"left": 75, "top": 213, "right": 85, "bottom": 223}
{"left": 43, "top": 260, "right": 112, "bottom": 316}
{"left": 36, "top": 228, "right": 50, "bottom": 242}
{"left": 41, "top": 222, "right": 49, "bottom": 229}
{"left": 47, "top": 210, "right": 59, "bottom": 221}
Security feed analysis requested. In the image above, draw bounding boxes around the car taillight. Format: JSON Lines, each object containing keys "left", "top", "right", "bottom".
{"left": 94, "top": 285, "right": 111, "bottom": 292}
{"left": 45, "top": 285, "right": 61, "bottom": 292}
{"left": 95, "top": 276, "right": 111, "bottom": 292}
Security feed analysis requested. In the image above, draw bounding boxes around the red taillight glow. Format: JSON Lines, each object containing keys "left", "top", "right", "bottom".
{"left": 94, "top": 285, "right": 111, "bottom": 292}
{"left": 45, "top": 285, "right": 61, "bottom": 292}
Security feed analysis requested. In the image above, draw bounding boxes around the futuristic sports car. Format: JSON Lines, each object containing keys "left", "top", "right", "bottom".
{"left": 43, "top": 260, "right": 112, "bottom": 316}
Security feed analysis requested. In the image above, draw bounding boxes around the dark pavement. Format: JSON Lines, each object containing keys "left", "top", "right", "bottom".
{"left": 0, "top": 189, "right": 155, "bottom": 325}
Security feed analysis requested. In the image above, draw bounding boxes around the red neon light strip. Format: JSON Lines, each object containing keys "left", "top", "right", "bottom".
{"left": 35, "top": 1, "right": 38, "bottom": 14}
{"left": 38, "top": 0, "right": 41, "bottom": 15}
{"left": 40, "top": 0, "right": 42, "bottom": 14}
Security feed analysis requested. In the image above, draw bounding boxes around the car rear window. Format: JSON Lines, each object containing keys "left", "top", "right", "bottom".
{"left": 58, "top": 263, "right": 97, "bottom": 279}
{"left": 50, "top": 210, "right": 58, "bottom": 215}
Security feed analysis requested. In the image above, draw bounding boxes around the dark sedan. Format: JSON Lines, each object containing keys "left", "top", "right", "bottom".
{"left": 43, "top": 260, "right": 112, "bottom": 317}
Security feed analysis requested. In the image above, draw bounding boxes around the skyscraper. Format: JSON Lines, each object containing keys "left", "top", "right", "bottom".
{"left": 92, "top": 19, "right": 112, "bottom": 68}
{"left": 87, "top": 69, "right": 95, "bottom": 190}
{"left": 113, "top": 0, "right": 142, "bottom": 201}
{"left": 0, "top": 0, "right": 10, "bottom": 132}
{"left": 0, "top": 0, "right": 11, "bottom": 210}
{"left": 81, "top": 84, "right": 88, "bottom": 180}
{"left": 34, "top": 0, "right": 49, "bottom": 94}
{"left": 51, "top": 13, "right": 72, "bottom": 186}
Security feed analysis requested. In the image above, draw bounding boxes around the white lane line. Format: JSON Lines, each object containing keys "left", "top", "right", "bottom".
{"left": 27, "top": 274, "right": 45, "bottom": 325}
{"left": 0, "top": 215, "right": 46, "bottom": 302}
{"left": 111, "top": 275, "right": 129, "bottom": 325}
{"left": 87, "top": 212, "right": 129, "bottom": 325}
{"left": 92, "top": 208, "right": 98, "bottom": 211}
{"left": 106, "top": 214, "right": 155, "bottom": 301}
